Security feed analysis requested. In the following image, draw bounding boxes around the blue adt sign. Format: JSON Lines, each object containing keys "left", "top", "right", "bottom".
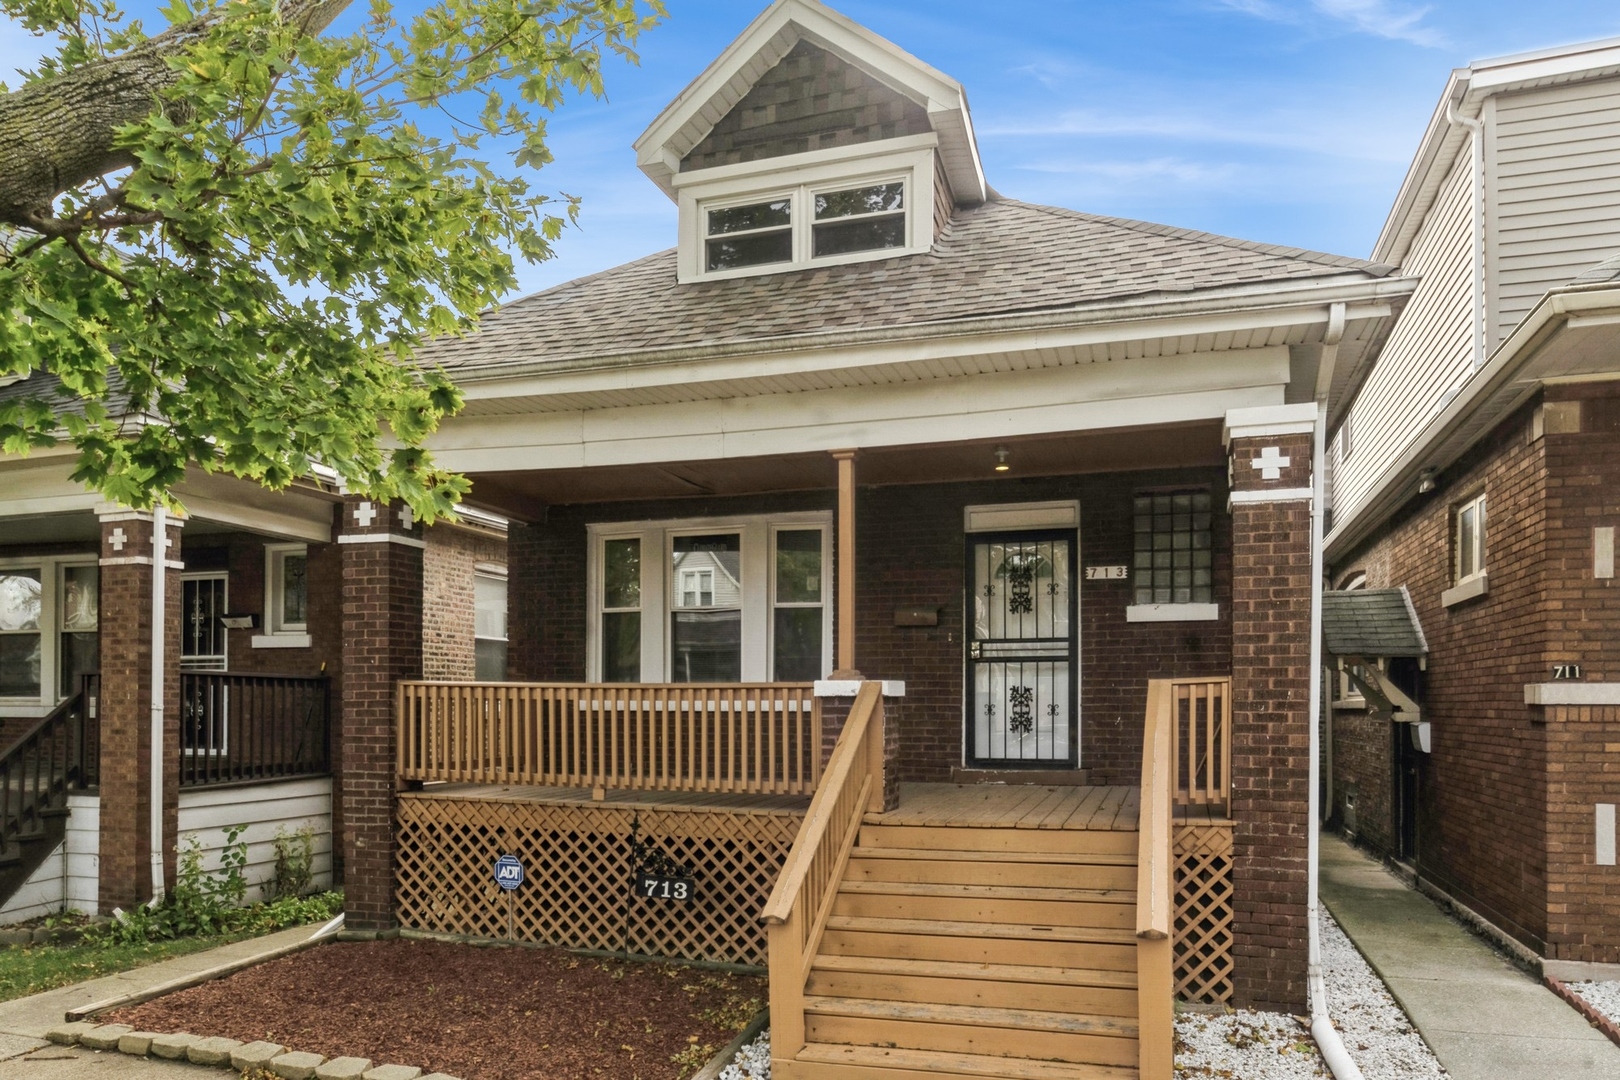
{"left": 494, "top": 854, "right": 524, "bottom": 891}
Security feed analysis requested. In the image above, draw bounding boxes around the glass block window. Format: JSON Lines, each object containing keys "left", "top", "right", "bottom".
{"left": 1133, "top": 491, "right": 1213, "bottom": 605}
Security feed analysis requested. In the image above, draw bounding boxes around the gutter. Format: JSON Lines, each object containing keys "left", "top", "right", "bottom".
{"left": 1445, "top": 98, "right": 1488, "bottom": 370}
{"left": 1306, "top": 304, "right": 1365, "bottom": 1080}
{"left": 149, "top": 506, "right": 168, "bottom": 905}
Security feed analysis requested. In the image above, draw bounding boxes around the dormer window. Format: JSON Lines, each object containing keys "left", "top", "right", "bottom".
{"left": 677, "top": 142, "right": 936, "bottom": 283}
{"left": 706, "top": 197, "right": 793, "bottom": 271}
{"left": 813, "top": 181, "right": 905, "bottom": 257}
{"left": 695, "top": 173, "right": 913, "bottom": 279}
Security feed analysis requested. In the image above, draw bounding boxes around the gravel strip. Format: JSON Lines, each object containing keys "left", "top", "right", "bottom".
{"left": 1569, "top": 980, "right": 1620, "bottom": 1027}
{"left": 1320, "top": 910, "right": 1448, "bottom": 1079}
{"left": 717, "top": 912, "right": 1443, "bottom": 1080}
{"left": 718, "top": 1029, "right": 768, "bottom": 1080}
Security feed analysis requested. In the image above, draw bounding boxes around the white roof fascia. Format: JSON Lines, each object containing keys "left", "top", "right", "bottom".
{"left": 449, "top": 277, "right": 1412, "bottom": 403}
{"left": 1374, "top": 38, "right": 1620, "bottom": 267}
{"left": 1325, "top": 282, "right": 1620, "bottom": 561}
{"left": 632, "top": 0, "right": 986, "bottom": 204}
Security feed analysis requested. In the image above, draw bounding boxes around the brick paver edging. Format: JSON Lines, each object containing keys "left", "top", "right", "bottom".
{"left": 1545, "top": 973, "right": 1620, "bottom": 1051}
{"left": 44, "top": 1022, "right": 459, "bottom": 1080}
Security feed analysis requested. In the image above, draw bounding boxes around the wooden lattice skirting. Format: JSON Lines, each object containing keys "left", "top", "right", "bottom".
{"left": 395, "top": 794, "right": 803, "bottom": 966}
{"left": 1174, "top": 822, "right": 1234, "bottom": 1004}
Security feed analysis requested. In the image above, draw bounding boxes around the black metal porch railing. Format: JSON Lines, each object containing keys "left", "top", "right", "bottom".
{"left": 179, "top": 671, "right": 330, "bottom": 787}
{"left": 0, "top": 675, "right": 98, "bottom": 859}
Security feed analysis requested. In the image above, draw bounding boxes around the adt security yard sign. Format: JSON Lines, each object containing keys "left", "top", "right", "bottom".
{"left": 494, "top": 854, "right": 524, "bottom": 891}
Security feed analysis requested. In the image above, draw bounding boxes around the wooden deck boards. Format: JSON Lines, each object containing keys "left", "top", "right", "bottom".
{"left": 873, "top": 783, "right": 1140, "bottom": 831}
{"left": 414, "top": 782, "right": 810, "bottom": 815}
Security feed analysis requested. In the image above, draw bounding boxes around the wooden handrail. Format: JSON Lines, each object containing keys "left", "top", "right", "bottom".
{"left": 179, "top": 671, "right": 330, "bottom": 787}
{"left": 396, "top": 681, "right": 821, "bottom": 796}
{"left": 761, "top": 682, "right": 884, "bottom": 1065}
{"left": 1137, "top": 678, "right": 1178, "bottom": 1080}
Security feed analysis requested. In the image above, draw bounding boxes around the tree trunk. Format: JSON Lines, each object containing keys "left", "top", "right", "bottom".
{"left": 0, "top": 0, "right": 352, "bottom": 228}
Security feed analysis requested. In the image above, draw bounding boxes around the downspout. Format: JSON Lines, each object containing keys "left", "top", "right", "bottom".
{"left": 1308, "top": 304, "right": 1363, "bottom": 1079}
{"left": 149, "top": 505, "right": 167, "bottom": 905}
{"left": 1447, "top": 96, "right": 1488, "bottom": 369}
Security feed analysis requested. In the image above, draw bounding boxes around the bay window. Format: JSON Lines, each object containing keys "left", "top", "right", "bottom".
{"left": 589, "top": 513, "right": 831, "bottom": 683}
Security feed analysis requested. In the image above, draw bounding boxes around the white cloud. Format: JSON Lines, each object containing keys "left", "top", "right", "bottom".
{"left": 1015, "top": 156, "right": 1244, "bottom": 187}
{"left": 1211, "top": 0, "right": 1447, "bottom": 47}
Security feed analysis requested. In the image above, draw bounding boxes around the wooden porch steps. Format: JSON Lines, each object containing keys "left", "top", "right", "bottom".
{"left": 781, "top": 820, "right": 1145, "bottom": 1078}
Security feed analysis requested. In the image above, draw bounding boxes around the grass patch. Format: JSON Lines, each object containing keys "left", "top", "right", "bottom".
{"left": 0, "top": 931, "right": 259, "bottom": 1003}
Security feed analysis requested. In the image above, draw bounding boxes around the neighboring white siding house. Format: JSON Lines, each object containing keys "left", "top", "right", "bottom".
{"left": 1329, "top": 40, "right": 1620, "bottom": 532}
{"left": 1491, "top": 80, "right": 1620, "bottom": 342}
{"left": 1334, "top": 153, "right": 1478, "bottom": 520}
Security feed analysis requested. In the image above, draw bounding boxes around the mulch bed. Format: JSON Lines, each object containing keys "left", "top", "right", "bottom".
{"left": 107, "top": 938, "right": 765, "bottom": 1080}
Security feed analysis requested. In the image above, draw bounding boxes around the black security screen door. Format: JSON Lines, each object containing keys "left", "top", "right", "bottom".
{"left": 966, "top": 531, "right": 1078, "bottom": 767}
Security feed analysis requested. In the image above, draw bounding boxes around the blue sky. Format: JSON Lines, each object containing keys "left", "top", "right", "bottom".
{"left": 8, "top": 0, "right": 1620, "bottom": 300}
{"left": 497, "top": 0, "right": 1620, "bottom": 297}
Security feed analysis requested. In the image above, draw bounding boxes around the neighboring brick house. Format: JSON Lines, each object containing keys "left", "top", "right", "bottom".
{"left": 0, "top": 374, "right": 507, "bottom": 920}
{"left": 352, "top": 3, "right": 1420, "bottom": 1074}
{"left": 1324, "top": 37, "right": 1620, "bottom": 973}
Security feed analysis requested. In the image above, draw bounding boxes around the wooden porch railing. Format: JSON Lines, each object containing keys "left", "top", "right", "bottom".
{"left": 179, "top": 671, "right": 330, "bottom": 787}
{"left": 1170, "top": 677, "right": 1231, "bottom": 816}
{"left": 396, "top": 682, "right": 822, "bottom": 796}
{"left": 760, "top": 682, "right": 885, "bottom": 1066}
{"left": 1137, "top": 678, "right": 1179, "bottom": 1080}
{"left": 0, "top": 675, "right": 98, "bottom": 853}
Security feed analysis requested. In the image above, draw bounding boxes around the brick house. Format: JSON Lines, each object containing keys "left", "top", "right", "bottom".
{"left": 1324, "top": 37, "right": 1620, "bottom": 975}
{"left": 0, "top": 367, "right": 507, "bottom": 921}
{"left": 350, "top": 3, "right": 1418, "bottom": 1076}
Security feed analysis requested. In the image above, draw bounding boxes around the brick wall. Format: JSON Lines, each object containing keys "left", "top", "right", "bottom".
{"left": 681, "top": 39, "right": 932, "bottom": 171}
{"left": 421, "top": 526, "right": 506, "bottom": 681}
{"left": 1331, "top": 400, "right": 1552, "bottom": 952}
{"left": 1330, "top": 711, "right": 1395, "bottom": 852}
{"left": 505, "top": 468, "right": 1232, "bottom": 786}
{"left": 1227, "top": 431, "right": 1314, "bottom": 1012}
{"left": 178, "top": 531, "right": 341, "bottom": 678}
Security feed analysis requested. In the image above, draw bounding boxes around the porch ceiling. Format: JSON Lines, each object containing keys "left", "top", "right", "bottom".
{"left": 463, "top": 420, "right": 1223, "bottom": 519}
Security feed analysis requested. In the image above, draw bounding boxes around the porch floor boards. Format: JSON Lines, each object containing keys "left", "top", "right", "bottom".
{"left": 412, "top": 781, "right": 809, "bottom": 815}
{"left": 875, "top": 783, "right": 1139, "bottom": 831}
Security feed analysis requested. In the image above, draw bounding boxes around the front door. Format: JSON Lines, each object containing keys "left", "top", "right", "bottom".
{"left": 966, "top": 531, "right": 1078, "bottom": 767}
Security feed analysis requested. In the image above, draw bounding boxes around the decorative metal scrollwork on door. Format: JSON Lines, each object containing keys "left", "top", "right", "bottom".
{"left": 969, "top": 534, "right": 1076, "bottom": 765}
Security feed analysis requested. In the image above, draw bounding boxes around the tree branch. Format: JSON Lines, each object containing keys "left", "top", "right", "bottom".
{"left": 0, "top": 0, "right": 354, "bottom": 228}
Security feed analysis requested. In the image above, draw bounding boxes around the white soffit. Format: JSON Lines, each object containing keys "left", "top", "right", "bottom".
{"left": 632, "top": 0, "right": 987, "bottom": 204}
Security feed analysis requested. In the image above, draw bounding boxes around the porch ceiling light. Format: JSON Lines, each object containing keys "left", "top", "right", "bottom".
{"left": 993, "top": 445, "right": 1010, "bottom": 473}
{"left": 1418, "top": 467, "right": 1436, "bottom": 494}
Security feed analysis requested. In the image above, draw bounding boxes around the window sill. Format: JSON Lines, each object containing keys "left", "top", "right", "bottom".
{"left": 1440, "top": 573, "right": 1488, "bottom": 609}
{"left": 1126, "top": 603, "right": 1220, "bottom": 623}
{"left": 251, "top": 633, "right": 312, "bottom": 649}
{"left": 1331, "top": 698, "right": 1368, "bottom": 711}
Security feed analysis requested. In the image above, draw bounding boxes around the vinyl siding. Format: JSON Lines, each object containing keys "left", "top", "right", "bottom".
{"left": 1334, "top": 153, "right": 1477, "bottom": 522}
{"left": 176, "top": 777, "right": 333, "bottom": 903}
{"left": 1493, "top": 79, "right": 1620, "bottom": 342}
{"left": 0, "top": 794, "right": 99, "bottom": 924}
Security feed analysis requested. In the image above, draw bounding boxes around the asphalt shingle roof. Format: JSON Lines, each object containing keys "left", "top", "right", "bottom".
{"left": 1322, "top": 587, "right": 1428, "bottom": 658}
{"left": 422, "top": 197, "right": 1394, "bottom": 374}
{"left": 0, "top": 368, "right": 133, "bottom": 421}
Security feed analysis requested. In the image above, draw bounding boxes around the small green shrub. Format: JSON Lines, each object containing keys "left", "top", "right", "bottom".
{"left": 86, "top": 827, "right": 338, "bottom": 947}
{"left": 271, "top": 826, "right": 316, "bottom": 900}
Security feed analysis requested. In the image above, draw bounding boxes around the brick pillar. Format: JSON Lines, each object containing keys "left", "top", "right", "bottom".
{"left": 813, "top": 681, "right": 903, "bottom": 812}
{"left": 96, "top": 507, "right": 182, "bottom": 912}
{"left": 1224, "top": 407, "right": 1316, "bottom": 1011}
{"left": 337, "top": 496, "right": 423, "bottom": 931}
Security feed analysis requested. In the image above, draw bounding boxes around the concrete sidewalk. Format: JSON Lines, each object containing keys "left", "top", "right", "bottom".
{"left": 0, "top": 923, "right": 319, "bottom": 1078}
{"left": 1321, "top": 833, "right": 1620, "bottom": 1080}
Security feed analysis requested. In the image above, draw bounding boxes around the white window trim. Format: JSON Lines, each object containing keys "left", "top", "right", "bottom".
{"left": 1124, "top": 603, "right": 1220, "bottom": 623}
{"left": 587, "top": 511, "right": 833, "bottom": 683}
{"left": 474, "top": 569, "right": 509, "bottom": 645}
{"left": 0, "top": 554, "right": 98, "bottom": 715}
{"left": 676, "top": 143, "right": 936, "bottom": 283}
{"left": 1452, "top": 491, "right": 1487, "bottom": 588}
{"left": 254, "top": 542, "right": 311, "bottom": 649}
